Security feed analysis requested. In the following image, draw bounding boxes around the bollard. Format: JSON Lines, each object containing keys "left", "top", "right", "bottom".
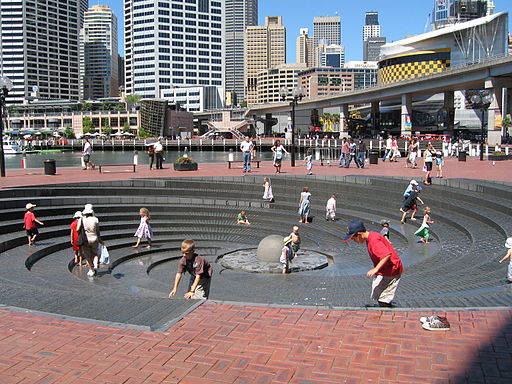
{"left": 133, "top": 150, "right": 138, "bottom": 165}
{"left": 228, "top": 148, "right": 234, "bottom": 162}
{"left": 21, "top": 153, "right": 27, "bottom": 169}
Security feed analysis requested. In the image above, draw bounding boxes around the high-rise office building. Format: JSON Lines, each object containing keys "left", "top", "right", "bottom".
{"left": 296, "top": 28, "right": 315, "bottom": 67}
{"left": 363, "top": 11, "right": 386, "bottom": 61}
{"left": 225, "top": 0, "right": 258, "bottom": 104}
{"left": 244, "top": 16, "right": 286, "bottom": 106}
{"left": 124, "top": 0, "right": 225, "bottom": 103}
{"left": 431, "top": 0, "right": 492, "bottom": 30}
{"left": 0, "top": 0, "right": 88, "bottom": 103}
{"left": 313, "top": 16, "right": 341, "bottom": 46}
{"left": 80, "top": 5, "right": 119, "bottom": 100}
{"left": 318, "top": 44, "right": 345, "bottom": 67}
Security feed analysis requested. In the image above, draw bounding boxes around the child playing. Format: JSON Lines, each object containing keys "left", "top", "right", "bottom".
{"left": 304, "top": 149, "right": 313, "bottom": 175}
{"left": 380, "top": 219, "right": 391, "bottom": 242}
{"left": 23, "top": 203, "right": 44, "bottom": 245}
{"left": 290, "top": 225, "right": 301, "bottom": 256}
{"left": 236, "top": 210, "right": 251, "bottom": 225}
{"left": 498, "top": 237, "right": 512, "bottom": 283}
{"left": 400, "top": 186, "right": 424, "bottom": 224}
{"left": 414, "top": 207, "right": 434, "bottom": 243}
{"left": 70, "top": 211, "right": 83, "bottom": 266}
{"left": 168, "top": 239, "right": 213, "bottom": 299}
{"left": 132, "top": 207, "right": 153, "bottom": 248}
{"left": 262, "top": 177, "right": 274, "bottom": 202}
{"left": 435, "top": 151, "right": 444, "bottom": 178}
{"left": 280, "top": 235, "right": 295, "bottom": 274}
{"left": 325, "top": 194, "right": 337, "bottom": 221}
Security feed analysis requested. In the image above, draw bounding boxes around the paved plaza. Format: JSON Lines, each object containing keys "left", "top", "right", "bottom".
{"left": 0, "top": 156, "right": 511, "bottom": 383}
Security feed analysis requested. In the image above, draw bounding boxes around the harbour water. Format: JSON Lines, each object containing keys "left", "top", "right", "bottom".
{"left": 4, "top": 149, "right": 278, "bottom": 169}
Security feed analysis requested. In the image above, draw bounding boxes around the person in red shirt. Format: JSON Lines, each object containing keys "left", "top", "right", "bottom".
{"left": 70, "top": 211, "right": 83, "bottom": 266}
{"left": 23, "top": 203, "right": 44, "bottom": 245}
{"left": 342, "top": 220, "right": 404, "bottom": 307}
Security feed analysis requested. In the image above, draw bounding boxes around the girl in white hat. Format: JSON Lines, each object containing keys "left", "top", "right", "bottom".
{"left": 70, "top": 211, "right": 83, "bottom": 266}
{"left": 498, "top": 237, "right": 512, "bottom": 283}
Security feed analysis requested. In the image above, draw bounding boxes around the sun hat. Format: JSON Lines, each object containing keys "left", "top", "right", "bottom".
{"left": 82, "top": 204, "right": 94, "bottom": 215}
{"left": 283, "top": 235, "right": 293, "bottom": 245}
{"left": 341, "top": 220, "right": 367, "bottom": 241}
{"left": 410, "top": 180, "right": 419, "bottom": 186}
{"left": 26, "top": 203, "right": 36, "bottom": 210}
{"left": 380, "top": 219, "right": 390, "bottom": 225}
{"left": 73, "top": 211, "right": 82, "bottom": 219}
{"left": 506, "top": 237, "right": 512, "bottom": 249}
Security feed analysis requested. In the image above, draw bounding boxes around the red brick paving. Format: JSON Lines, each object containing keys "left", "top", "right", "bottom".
{"left": 0, "top": 306, "right": 511, "bottom": 383}
{"left": 1, "top": 158, "right": 512, "bottom": 383}
{"left": 1, "top": 156, "right": 511, "bottom": 188}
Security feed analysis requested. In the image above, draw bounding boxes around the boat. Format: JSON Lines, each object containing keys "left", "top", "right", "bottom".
{"left": 2, "top": 137, "right": 23, "bottom": 154}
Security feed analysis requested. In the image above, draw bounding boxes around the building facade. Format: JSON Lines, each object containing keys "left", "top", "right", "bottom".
{"left": 256, "top": 63, "right": 307, "bottom": 104}
{"left": 160, "top": 85, "right": 222, "bottom": 112}
{"left": 224, "top": 0, "right": 258, "bottom": 104}
{"left": 313, "top": 15, "right": 341, "bottom": 46}
{"left": 244, "top": 16, "right": 286, "bottom": 106}
{"left": 124, "top": 0, "right": 225, "bottom": 103}
{"left": 296, "top": 28, "right": 315, "bottom": 67}
{"left": 80, "top": 5, "right": 119, "bottom": 101}
{"left": 431, "top": 0, "right": 493, "bottom": 30}
{"left": 0, "top": 0, "right": 88, "bottom": 103}
{"left": 363, "top": 12, "right": 386, "bottom": 61}
{"left": 318, "top": 44, "right": 345, "bottom": 67}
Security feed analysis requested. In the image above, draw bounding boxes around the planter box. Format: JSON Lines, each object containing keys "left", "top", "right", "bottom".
{"left": 488, "top": 154, "right": 512, "bottom": 161}
{"left": 174, "top": 162, "right": 198, "bottom": 171}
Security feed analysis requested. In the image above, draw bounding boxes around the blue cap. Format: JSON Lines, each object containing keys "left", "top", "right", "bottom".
{"left": 341, "top": 220, "right": 366, "bottom": 241}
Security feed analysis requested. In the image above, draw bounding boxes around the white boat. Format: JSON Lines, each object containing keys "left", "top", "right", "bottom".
{"left": 2, "top": 138, "right": 23, "bottom": 154}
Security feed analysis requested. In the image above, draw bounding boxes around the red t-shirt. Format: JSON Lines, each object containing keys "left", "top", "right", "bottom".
{"left": 24, "top": 211, "right": 37, "bottom": 230}
{"left": 70, "top": 219, "right": 80, "bottom": 250}
{"left": 366, "top": 232, "right": 404, "bottom": 276}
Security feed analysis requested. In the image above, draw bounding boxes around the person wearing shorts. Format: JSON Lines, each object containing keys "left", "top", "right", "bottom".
{"left": 24, "top": 203, "right": 44, "bottom": 245}
{"left": 342, "top": 220, "right": 404, "bottom": 307}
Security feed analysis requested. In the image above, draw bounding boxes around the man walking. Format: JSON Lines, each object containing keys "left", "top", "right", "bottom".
{"left": 82, "top": 138, "right": 95, "bottom": 170}
{"left": 382, "top": 136, "right": 393, "bottom": 161}
{"left": 357, "top": 139, "right": 367, "bottom": 168}
{"left": 240, "top": 136, "right": 254, "bottom": 173}
{"left": 154, "top": 137, "right": 164, "bottom": 169}
{"left": 339, "top": 138, "right": 349, "bottom": 167}
{"left": 342, "top": 220, "right": 404, "bottom": 307}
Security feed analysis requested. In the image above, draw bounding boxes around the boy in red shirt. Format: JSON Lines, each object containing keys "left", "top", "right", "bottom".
{"left": 23, "top": 203, "right": 44, "bottom": 245}
{"left": 342, "top": 220, "right": 404, "bottom": 307}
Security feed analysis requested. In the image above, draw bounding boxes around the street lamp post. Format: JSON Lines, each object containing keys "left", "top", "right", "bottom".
{"left": 279, "top": 86, "right": 304, "bottom": 167}
{"left": 470, "top": 94, "right": 492, "bottom": 161}
{"left": 0, "top": 75, "right": 14, "bottom": 177}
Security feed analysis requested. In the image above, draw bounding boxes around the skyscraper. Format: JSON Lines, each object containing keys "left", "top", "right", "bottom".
{"left": 244, "top": 16, "right": 286, "bottom": 106}
{"left": 124, "top": 0, "right": 225, "bottom": 102}
{"left": 363, "top": 11, "right": 385, "bottom": 61}
{"left": 313, "top": 16, "right": 341, "bottom": 46}
{"left": 225, "top": 0, "right": 258, "bottom": 104}
{"left": 80, "top": 5, "right": 119, "bottom": 100}
{"left": 296, "top": 28, "right": 315, "bottom": 67}
{"left": 432, "top": 0, "right": 492, "bottom": 30}
{"left": 0, "top": 0, "right": 88, "bottom": 103}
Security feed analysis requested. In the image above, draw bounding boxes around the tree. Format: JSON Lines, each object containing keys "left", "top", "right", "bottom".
{"left": 81, "top": 102, "right": 93, "bottom": 111}
{"left": 82, "top": 116, "right": 94, "bottom": 134}
{"left": 122, "top": 122, "right": 131, "bottom": 133}
{"left": 101, "top": 101, "right": 114, "bottom": 111}
{"left": 138, "top": 126, "right": 150, "bottom": 139}
{"left": 63, "top": 126, "right": 75, "bottom": 139}
{"left": 102, "top": 124, "right": 112, "bottom": 136}
{"left": 125, "top": 94, "right": 142, "bottom": 103}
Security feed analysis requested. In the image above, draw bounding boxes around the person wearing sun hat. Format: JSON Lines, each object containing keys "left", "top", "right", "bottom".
{"left": 280, "top": 235, "right": 295, "bottom": 274}
{"left": 498, "top": 237, "right": 512, "bottom": 283}
{"left": 70, "top": 211, "right": 83, "bottom": 266}
{"left": 23, "top": 203, "right": 44, "bottom": 245}
{"left": 342, "top": 220, "right": 404, "bottom": 307}
{"left": 78, "top": 204, "right": 103, "bottom": 277}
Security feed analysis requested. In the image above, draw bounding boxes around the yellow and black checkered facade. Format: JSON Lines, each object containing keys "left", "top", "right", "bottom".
{"left": 377, "top": 49, "right": 451, "bottom": 84}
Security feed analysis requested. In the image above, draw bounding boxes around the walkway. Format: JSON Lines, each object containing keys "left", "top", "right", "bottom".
{"left": 0, "top": 157, "right": 511, "bottom": 383}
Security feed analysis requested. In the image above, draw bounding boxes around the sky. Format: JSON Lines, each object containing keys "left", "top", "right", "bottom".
{"left": 93, "top": 0, "right": 511, "bottom": 62}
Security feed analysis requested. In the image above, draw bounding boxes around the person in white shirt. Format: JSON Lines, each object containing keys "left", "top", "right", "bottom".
{"left": 240, "top": 136, "right": 254, "bottom": 173}
{"left": 154, "top": 137, "right": 164, "bottom": 169}
{"left": 382, "top": 136, "right": 393, "bottom": 161}
{"left": 82, "top": 138, "right": 95, "bottom": 170}
{"left": 325, "top": 194, "right": 337, "bottom": 221}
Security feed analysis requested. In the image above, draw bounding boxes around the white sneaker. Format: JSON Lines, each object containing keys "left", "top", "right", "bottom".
{"left": 87, "top": 269, "right": 95, "bottom": 277}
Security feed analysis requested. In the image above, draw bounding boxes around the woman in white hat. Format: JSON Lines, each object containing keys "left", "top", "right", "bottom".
{"left": 70, "top": 211, "right": 83, "bottom": 266}
{"left": 498, "top": 237, "right": 512, "bottom": 283}
{"left": 77, "top": 204, "right": 103, "bottom": 277}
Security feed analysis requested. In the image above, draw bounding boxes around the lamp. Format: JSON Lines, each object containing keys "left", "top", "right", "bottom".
{"left": 280, "top": 86, "right": 304, "bottom": 167}
{"left": 470, "top": 93, "right": 492, "bottom": 161}
{"left": 0, "top": 75, "right": 14, "bottom": 177}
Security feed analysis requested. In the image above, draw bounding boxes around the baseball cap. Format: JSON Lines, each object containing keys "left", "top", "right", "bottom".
{"left": 410, "top": 180, "right": 418, "bottom": 186}
{"left": 506, "top": 237, "right": 512, "bottom": 249}
{"left": 341, "top": 220, "right": 367, "bottom": 241}
{"left": 26, "top": 203, "right": 36, "bottom": 210}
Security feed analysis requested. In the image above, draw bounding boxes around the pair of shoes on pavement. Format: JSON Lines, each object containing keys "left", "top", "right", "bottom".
{"left": 87, "top": 269, "right": 96, "bottom": 277}
{"left": 420, "top": 315, "right": 450, "bottom": 331}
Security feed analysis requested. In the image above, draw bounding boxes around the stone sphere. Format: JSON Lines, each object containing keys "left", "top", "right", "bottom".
{"left": 257, "top": 235, "right": 284, "bottom": 262}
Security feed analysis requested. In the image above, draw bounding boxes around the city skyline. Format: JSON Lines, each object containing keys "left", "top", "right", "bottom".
{"left": 94, "top": 0, "right": 511, "bottom": 63}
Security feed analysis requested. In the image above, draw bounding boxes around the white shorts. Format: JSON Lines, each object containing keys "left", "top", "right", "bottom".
{"left": 371, "top": 274, "right": 401, "bottom": 303}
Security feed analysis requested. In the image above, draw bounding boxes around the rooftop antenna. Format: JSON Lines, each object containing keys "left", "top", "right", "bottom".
{"left": 424, "top": 13, "right": 431, "bottom": 32}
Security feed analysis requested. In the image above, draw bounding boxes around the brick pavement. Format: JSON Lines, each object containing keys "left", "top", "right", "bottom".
{"left": 0, "top": 305, "right": 511, "bottom": 384}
